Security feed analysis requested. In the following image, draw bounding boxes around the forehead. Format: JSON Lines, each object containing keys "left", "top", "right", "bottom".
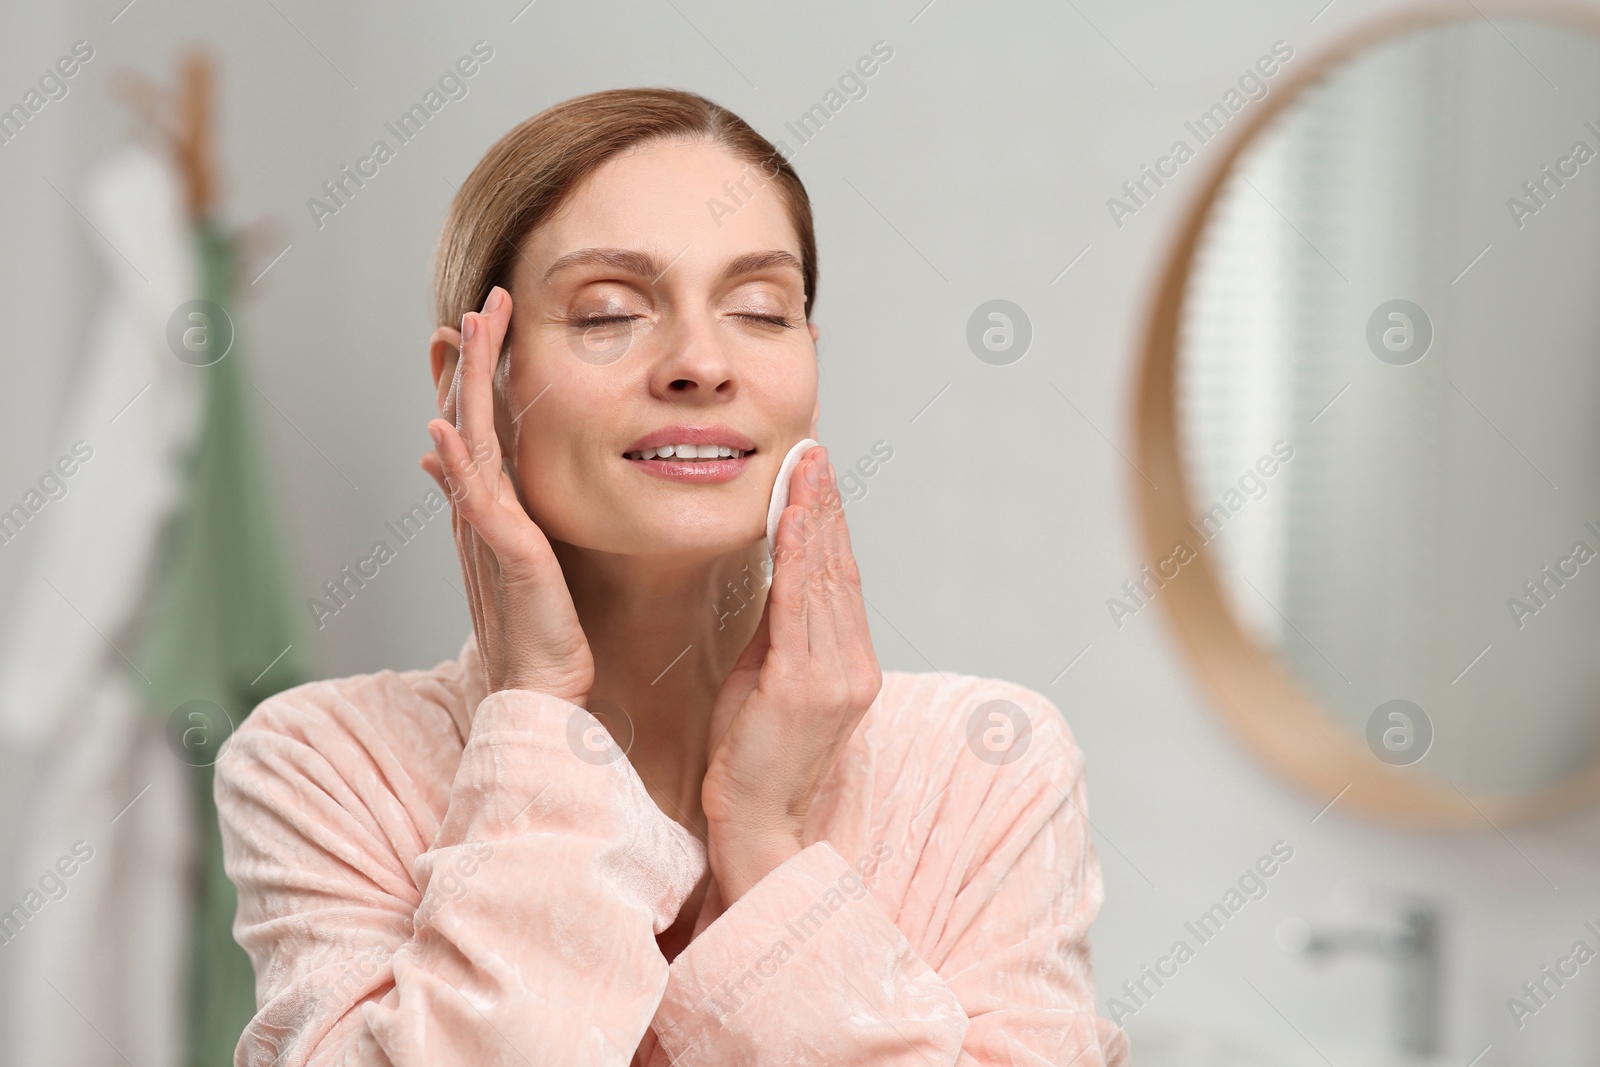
{"left": 516, "top": 138, "right": 801, "bottom": 281}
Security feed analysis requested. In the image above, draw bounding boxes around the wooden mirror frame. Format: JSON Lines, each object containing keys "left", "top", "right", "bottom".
{"left": 1132, "top": 0, "right": 1600, "bottom": 826}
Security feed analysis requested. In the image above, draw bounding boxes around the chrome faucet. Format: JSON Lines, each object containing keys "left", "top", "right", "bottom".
{"left": 1278, "top": 891, "right": 1441, "bottom": 1057}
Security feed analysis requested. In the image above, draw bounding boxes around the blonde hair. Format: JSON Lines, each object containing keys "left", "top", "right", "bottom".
{"left": 431, "top": 87, "right": 818, "bottom": 339}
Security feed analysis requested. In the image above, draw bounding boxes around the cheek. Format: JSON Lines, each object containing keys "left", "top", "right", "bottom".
{"left": 761, "top": 356, "right": 818, "bottom": 427}
{"left": 511, "top": 397, "right": 586, "bottom": 473}
{"left": 510, "top": 431, "right": 598, "bottom": 545}
{"left": 504, "top": 378, "right": 600, "bottom": 527}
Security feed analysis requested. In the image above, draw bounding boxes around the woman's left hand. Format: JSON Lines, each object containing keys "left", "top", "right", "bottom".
{"left": 701, "top": 445, "right": 883, "bottom": 904}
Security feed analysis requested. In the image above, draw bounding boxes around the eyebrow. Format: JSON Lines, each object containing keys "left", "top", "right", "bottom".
{"left": 541, "top": 247, "right": 803, "bottom": 286}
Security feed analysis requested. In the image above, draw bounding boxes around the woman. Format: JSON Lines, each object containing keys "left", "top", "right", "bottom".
{"left": 216, "top": 88, "right": 1128, "bottom": 1066}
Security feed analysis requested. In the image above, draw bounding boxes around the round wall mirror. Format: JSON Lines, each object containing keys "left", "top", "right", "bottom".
{"left": 1134, "top": 2, "right": 1600, "bottom": 825}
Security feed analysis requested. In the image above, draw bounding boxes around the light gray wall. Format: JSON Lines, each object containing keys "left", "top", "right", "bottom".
{"left": 6, "top": 0, "right": 1600, "bottom": 1062}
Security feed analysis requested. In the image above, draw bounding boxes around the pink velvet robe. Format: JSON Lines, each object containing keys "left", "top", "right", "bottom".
{"left": 214, "top": 633, "right": 1130, "bottom": 1065}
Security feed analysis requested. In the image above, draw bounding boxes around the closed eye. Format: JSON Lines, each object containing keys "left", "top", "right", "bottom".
{"left": 571, "top": 313, "right": 794, "bottom": 328}
{"left": 735, "top": 313, "right": 795, "bottom": 328}
{"left": 571, "top": 314, "right": 637, "bottom": 327}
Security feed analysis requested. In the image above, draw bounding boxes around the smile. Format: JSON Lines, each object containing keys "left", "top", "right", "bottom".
{"left": 621, "top": 425, "right": 759, "bottom": 483}
{"left": 623, "top": 444, "right": 752, "bottom": 461}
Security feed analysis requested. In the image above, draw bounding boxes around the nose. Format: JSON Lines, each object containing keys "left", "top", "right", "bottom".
{"left": 648, "top": 312, "right": 739, "bottom": 402}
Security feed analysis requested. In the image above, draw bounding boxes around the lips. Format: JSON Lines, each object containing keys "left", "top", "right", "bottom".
{"left": 626, "top": 445, "right": 750, "bottom": 461}
{"left": 621, "top": 425, "right": 757, "bottom": 458}
{"left": 621, "top": 425, "right": 758, "bottom": 484}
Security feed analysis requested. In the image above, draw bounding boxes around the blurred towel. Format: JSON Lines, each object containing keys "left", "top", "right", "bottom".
{"left": 0, "top": 143, "right": 201, "bottom": 1067}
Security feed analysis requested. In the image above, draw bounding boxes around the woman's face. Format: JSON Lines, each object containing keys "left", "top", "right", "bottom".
{"left": 495, "top": 138, "right": 818, "bottom": 559}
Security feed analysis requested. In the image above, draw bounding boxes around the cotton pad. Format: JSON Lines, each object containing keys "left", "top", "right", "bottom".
{"left": 765, "top": 438, "right": 819, "bottom": 550}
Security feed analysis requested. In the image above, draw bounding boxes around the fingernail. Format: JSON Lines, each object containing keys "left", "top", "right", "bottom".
{"left": 804, "top": 457, "right": 821, "bottom": 488}
{"left": 428, "top": 423, "right": 443, "bottom": 447}
{"left": 462, "top": 313, "right": 477, "bottom": 343}
{"left": 485, "top": 286, "right": 502, "bottom": 313}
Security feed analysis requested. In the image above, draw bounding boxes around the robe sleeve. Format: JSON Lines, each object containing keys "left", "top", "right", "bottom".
{"left": 215, "top": 679, "right": 706, "bottom": 1066}
{"left": 641, "top": 681, "right": 1130, "bottom": 1066}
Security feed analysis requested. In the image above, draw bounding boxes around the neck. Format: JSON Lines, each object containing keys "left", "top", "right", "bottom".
{"left": 551, "top": 540, "right": 769, "bottom": 836}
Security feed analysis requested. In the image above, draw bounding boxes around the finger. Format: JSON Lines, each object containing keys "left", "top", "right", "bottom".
{"left": 429, "top": 419, "right": 480, "bottom": 507}
{"left": 815, "top": 459, "right": 856, "bottom": 641}
{"left": 812, "top": 462, "right": 877, "bottom": 710}
{"left": 420, "top": 450, "right": 449, "bottom": 497}
{"left": 781, "top": 448, "right": 828, "bottom": 654}
{"left": 767, "top": 505, "right": 808, "bottom": 660}
{"left": 802, "top": 451, "right": 865, "bottom": 687}
{"left": 457, "top": 293, "right": 505, "bottom": 475}
{"left": 799, "top": 456, "right": 835, "bottom": 658}
{"left": 432, "top": 418, "right": 540, "bottom": 558}
{"left": 793, "top": 448, "right": 832, "bottom": 561}
{"left": 432, "top": 417, "right": 514, "bottom": 547}
{"left": 782, "top": 447, "right": 825, "bottom": 558}
{"left": 455, "top": 311, "right": 493, "bottom": 469}
{"left": 463, "top": 286, "right": 510, "bottom": 442}
{"left": 807, "top": 456, "right": 871, "bottom": 641}
{"left": 811, "top": 452, "right": 841, "bottom": 564}
{"left": 786, "top": 444, "right": 826, "bottom": 514}
{"left": 482, "top": 284, "right": 512, "bottom": 373}
{"left": 821, "top": 460, "right": 863, "bottom": 601}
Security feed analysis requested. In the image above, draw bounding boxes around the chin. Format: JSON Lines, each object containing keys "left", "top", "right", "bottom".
{"left": 545, "top": 500, "right": 766, "bottom": 559}
{"left": 634, "top": 504, "right": 766, "bottom": 558}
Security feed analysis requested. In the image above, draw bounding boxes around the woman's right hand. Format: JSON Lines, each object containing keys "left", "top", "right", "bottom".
{"left": 420, "top": 284, "right": 594, "bottom": 705}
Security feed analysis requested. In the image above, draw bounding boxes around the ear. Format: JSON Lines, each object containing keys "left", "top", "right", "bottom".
{"left": 429, "top": 325, "right": 463, "bottom": 417}
{"left": 808, "top": 320, "right": 819, "bottom": 346}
